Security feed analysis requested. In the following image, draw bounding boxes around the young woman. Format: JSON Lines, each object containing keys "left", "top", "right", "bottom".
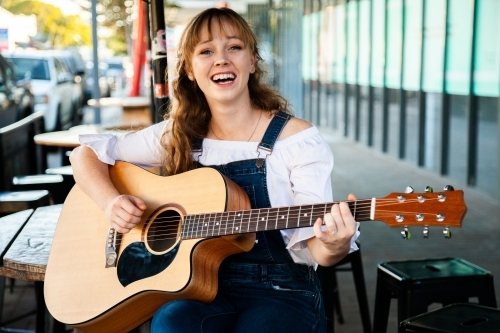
{"left": 70, "top": 7, "right": 358, "bottom": 333}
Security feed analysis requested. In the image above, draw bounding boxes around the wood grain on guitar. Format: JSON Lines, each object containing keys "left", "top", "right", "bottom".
{"left": 44, "top": 162, "right": 466, "bottom": 332}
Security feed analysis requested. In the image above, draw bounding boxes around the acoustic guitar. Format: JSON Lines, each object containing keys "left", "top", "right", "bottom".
{"left": 44, "top": 161, "right": 466, "bottom": 332}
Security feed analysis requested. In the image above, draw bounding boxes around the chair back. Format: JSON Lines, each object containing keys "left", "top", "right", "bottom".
{"left": 0, "top": 111, "right": 46, "bottom": 191}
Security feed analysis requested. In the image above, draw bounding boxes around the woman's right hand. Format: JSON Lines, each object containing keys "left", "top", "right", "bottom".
{"left": 105, "top": 195, "right": 147, "bottom": 233}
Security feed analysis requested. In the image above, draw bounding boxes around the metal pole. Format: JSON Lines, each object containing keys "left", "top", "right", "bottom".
{"left": 149, "top": 0, "right": 170, "bottom": 123}
{"left": 91, "top": 0, "right": 101, "bottom": 124}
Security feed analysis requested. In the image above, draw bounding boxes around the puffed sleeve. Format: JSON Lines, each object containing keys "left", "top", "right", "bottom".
{"left": 79, "top": 121, "right": 167, "bottom": 169}
{"left": 278, "top": 130, "right": 360, "bottom": 265}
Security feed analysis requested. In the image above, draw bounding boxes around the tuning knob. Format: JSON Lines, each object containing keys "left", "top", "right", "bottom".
{"left": 444, "top": 185, "right": 454, "bottom": 191}
{"left": 405, "top": 186, "right": 414, "bottom": 194}
{"left": 425, "top": 186, "right": 433, "bottom": 193}
{"left": 443, "top": 227, "right": 451, "bottom": 239}
{"left": 423, "top": 227, "right": 429, "bottom": 239}
{"left": 401, "top": 227, "right": 411, "bottom": 240}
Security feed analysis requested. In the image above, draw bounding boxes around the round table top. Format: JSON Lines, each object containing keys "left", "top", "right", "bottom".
{"left": 34, "top": 124, "right": 149, "bottom": 148}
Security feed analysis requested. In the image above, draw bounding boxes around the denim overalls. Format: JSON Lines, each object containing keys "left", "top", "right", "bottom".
{"left": 151, "top": 112, "right": 326, "bottom": 333}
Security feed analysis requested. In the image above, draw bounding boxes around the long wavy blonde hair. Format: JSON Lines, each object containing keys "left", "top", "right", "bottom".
{"left": 161, "top": 7, "right": 291, "bottom": 175}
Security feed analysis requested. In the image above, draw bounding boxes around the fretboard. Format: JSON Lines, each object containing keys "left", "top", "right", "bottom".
{"left": 181, "top": 199, "right": 373, "bottom": 240}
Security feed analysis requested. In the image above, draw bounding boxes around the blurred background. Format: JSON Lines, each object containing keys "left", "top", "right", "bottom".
{"left": 1, "top": 0, "right": 499, "bottom": 202}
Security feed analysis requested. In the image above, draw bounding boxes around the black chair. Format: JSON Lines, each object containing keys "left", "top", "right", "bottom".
{"left": 0, "top": 112, "right": 52, "bottom": 216}
{"left": 373, "top": 257, "right": 497, "bottom": 333}
{"left": 400, "top": 303, "right": 500, "bottom": 333}
{"left": 0, "top": 112, "right": 69, "bottom": 209}
{"left": 317, "top": 243, "right": 371, "bottom": 333}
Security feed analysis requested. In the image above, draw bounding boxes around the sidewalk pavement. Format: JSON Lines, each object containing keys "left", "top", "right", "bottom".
{"left": 319, "top": 126, "right": 500, "bottom": 333}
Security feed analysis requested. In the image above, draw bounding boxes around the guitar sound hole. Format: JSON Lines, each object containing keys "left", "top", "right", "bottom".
{"left": 147, "top": 209, "right": 181, "bottom": 252}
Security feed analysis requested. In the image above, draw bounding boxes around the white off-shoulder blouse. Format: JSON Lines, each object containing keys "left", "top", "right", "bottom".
{"left": 79, "top": 121, "right": 359, "bottom": 268}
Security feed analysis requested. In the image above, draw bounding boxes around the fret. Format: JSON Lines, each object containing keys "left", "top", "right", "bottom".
{"left": 286, "top": 206, "right": 290, "bottom": 229}
{"left": 297, "top": 205, "right": 301, "bottom": 227}
{"left": 309, "top": 205, "right": 314, "bottom": 226}
{"left": 223, "top": 211, "right": 233, "bottom": 236}
{"left": 274, "top": 207, "right": 279, "bottom": 230}
{"left": 189, "top": 214, "right": 196, "bottom": 239}
{"left": 264, "top": 208, "right": 269, "bottom": 231}
{"left": 195, "top": 214, "right": 202, "bottom": 238}
{"left": 268, "top": 207, "right": 279, "bottom": 230}
{"left": 181, "top": 215, "right": 188, "bottom": 239}
{"left": 255, "top": 209, "right": 259, "bottom": 232}
{"left": 353, "top": 200, "right": 357, "bottom": 220}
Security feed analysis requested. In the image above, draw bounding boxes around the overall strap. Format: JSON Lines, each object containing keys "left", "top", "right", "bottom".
{"left": 256, "top": 111, "right": 292, "bottom": 168}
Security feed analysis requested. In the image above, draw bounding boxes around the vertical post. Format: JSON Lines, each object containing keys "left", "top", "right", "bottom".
{"left": 399, "top": 0, "right": 407, "bottom": 159}
{"left": 367, "top": 0, "right": 374, "bottom": 146}
{"left": 91, "top": 0, "right": 101, "bottom": 124}
{"left": 440, "top": 0, "right": 450, "bottom": 174}
{"left": 417, "top": 0, "right": 426, "bottom": 166}
{"left": 467, "top": 0, "right": 479, "bottom": 185}
{"left": 355, "top": 0, "right": 361, "bottom": 141}
{"left": 149, "top": 0, "right": 170, "bottom": 123}
{"left": 381, "top": 0, "right": 389, "bottom": 152}
{"left": 343, "top": 0, "right": 349, "bottom": 136}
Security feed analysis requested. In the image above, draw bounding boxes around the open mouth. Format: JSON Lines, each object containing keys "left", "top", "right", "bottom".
{"left": 212, "top": 73, "right": 236, "bottom": 84}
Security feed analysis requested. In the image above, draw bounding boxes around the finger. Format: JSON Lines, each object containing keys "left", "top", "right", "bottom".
{"left": 313, "top": 217, "right": 327, "bottom": 240}
{"left": 324, "top": 210, "right": 339, "bottom": 236}
{"left": 347, "top": 193, "right": 357, "bottom": 201}
{"left": 129, "top": 196, "right": 147, "bottom": 212}
{"left": 121, "top": 196, "right": 146, "bottom": 217}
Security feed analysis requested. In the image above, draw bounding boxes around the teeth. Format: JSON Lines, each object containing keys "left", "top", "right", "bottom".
{"left": 213, "top": 73, "right": 235, "bottom": 81}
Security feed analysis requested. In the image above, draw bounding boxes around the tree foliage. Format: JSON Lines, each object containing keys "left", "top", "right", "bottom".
{"left": 2, "top": 0, "right": 92, "bottom": 48}
{"left": 76, "top": 0, "right": 133, "bottom": 55}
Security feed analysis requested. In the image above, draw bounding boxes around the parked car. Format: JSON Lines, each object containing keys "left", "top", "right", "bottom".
{"left": 102, "top": 57, "right": 127, "bottom": 90}
{"left": 51, "top": 49, "right": 87, "bottom": 122}
{"left": 3, "top": 50, "right": 78, "bottom": 131}
{"left": 0, "top": 54, "right": 35, "bottom": 128}
{"left": 85, "top": 61, "right": 112, "bottom": 100}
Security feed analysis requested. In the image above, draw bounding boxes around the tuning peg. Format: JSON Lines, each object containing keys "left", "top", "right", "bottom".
{"left": 443, "top": 227, "right": 451, "bottom": 239}
{"left": 405, "top": 186, "right": 414, "bottom": 193}
{"left": 425, "top": 186, "right": 433, "bottom": 193}
{"left": 444, "top": 185, "right": 454, "bottom": 191}
{"left": 423, "top": 227, "right": 429, "bottom": 239}
{"left": 401, "top": 227, "right": 411, "bottom": 240}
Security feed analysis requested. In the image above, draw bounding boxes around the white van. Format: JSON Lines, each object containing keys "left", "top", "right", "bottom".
{"left": 3, "top": 50, "right": 78, "bottom": 132}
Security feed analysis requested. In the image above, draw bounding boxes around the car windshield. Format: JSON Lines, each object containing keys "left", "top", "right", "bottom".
{"left": 9, "top": 58, "right": 50, "bottom": 81}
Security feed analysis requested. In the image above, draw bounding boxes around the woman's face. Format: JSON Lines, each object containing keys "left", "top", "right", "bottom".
{"left": 189, "top": 21, "right": 256, "bottom": 107}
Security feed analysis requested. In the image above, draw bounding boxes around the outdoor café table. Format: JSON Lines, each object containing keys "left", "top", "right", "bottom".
{"left": 0, "top": 205, "right": 65, "bottom": 333}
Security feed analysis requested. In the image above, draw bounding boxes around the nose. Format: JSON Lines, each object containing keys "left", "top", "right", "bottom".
{"left": 214, "top": 51, "right": 229, "bottom": 66}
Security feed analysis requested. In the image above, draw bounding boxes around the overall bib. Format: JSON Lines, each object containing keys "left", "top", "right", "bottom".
{"left": 151, "top": 112, "right": 326, "bottom": 333}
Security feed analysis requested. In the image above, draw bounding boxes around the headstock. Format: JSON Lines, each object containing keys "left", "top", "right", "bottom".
{"left": 373, "top": 185, "right": 466, "bottom": 239}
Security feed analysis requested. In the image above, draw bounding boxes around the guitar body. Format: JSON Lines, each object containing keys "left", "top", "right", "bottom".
{"left": 44, "top": 162, "right": 253, "bottom": 332}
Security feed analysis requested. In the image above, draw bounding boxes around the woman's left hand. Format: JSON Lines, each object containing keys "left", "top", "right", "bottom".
{"left": 310, "top": 193, "right": 358, "bottom": 266}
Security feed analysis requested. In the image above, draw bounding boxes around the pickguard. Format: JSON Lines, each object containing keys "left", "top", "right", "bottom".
{"left": 117, "top": 242, "right": 180, "bottom": 287}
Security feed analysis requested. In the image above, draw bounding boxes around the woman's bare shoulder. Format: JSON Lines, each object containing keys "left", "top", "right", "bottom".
{"left": 279, "top": 117, "right": 313, "bottom": 140}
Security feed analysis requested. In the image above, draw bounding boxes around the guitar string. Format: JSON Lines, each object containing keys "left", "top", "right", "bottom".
{"left": 115, "top": 198, "right": 450, "bottom": 240}
{"left": 124, "top": 198, "right": 445, "bottom": 233}
{"left": 126, "top": 210, "right": 450, "bottom": 240}
{"left": 130, "top": 197, "right": 442, "bottom": 226}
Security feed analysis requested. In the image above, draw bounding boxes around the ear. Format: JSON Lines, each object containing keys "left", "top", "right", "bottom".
{"left": 250, "top": 54, "right": 256, "bottom": 74}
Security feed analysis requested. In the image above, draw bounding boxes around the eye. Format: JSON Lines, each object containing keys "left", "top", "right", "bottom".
{"left": 200, "top": 49, "right": 212, "bottom": 55}
{"left": 229, "top": 45, "right": 242, "bottom": 51}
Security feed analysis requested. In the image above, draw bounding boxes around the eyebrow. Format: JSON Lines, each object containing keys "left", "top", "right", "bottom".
{"left": 197, "top": 36, "right": 242, "bottom": 46}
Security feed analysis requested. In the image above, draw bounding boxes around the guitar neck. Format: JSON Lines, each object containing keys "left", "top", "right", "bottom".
{"left": 181, "top": 199, "right": 373, "bottom": 239}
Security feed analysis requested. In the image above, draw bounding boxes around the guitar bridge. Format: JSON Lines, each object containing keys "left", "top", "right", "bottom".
{"left": 105, "top": 226, "right": 122, "bottom": 268}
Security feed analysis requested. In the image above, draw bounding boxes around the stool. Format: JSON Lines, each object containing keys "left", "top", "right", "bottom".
{"left": 373, "top": 257, "right": 497, "bottom": 333}
{"left": 400, "top": 303, "right": 500, "bottom": 332}
{"left": 317, "top": 246, "right": 371, "bottom": 333}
